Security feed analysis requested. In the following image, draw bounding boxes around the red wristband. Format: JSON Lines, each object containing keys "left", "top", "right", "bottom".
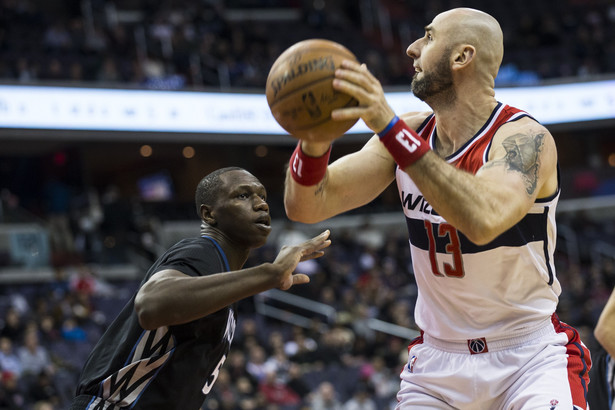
{"left": 379, "top": 117, "right": 430, "bottom": 168}
{"left": 289, "top": 142, "right": 331, "bottom": 186}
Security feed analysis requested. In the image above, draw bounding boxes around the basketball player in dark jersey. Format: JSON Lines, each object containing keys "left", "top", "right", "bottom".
{"left": 70, "top": 167, "right": 330, "bottom": 410}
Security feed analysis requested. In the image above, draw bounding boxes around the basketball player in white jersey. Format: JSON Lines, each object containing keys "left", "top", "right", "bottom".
{"left": 283, "top": 7, "right": 591, "bottom": 409}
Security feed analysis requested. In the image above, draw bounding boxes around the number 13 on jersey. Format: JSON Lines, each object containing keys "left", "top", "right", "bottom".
{"left": 423, "top": 220, "right": 465, "bottom": 278}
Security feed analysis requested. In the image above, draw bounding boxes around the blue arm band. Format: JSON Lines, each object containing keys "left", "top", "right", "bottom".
{"left": 378, "top": 116, "right": 400, "bottom": 138}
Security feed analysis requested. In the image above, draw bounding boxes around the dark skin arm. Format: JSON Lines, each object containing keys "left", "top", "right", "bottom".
{"left": 134, "top": 230, "right": 330, "bottom": 330}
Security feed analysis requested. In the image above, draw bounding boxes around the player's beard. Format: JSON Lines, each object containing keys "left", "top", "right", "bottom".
{"left": 411, "top": 49, "right": 456, "bottom": 107}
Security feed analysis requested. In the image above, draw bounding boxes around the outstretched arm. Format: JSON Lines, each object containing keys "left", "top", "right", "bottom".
{"left": 134, "top": 230, "right": 331, "bottom": 329}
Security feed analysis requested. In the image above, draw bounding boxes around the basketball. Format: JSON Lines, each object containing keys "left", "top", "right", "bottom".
{"left": 266, "top": 39, "right": 359, "bottom": 142}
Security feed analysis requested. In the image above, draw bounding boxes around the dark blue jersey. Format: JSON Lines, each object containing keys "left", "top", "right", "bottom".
{"left": 71, "top": 236, "right": 236, "bottom": 410}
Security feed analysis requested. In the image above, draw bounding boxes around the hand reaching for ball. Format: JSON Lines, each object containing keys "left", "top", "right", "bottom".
{"left": 266, "top": 39, "right": 361, "bottom": 143}
{"left": 331, "top": 60, "right": 397, "bottom": 134}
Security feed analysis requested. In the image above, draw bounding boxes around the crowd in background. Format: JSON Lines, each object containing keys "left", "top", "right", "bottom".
{"left": 0, "top": 0, "right": 614, "bottom": 409}
{"left": 0, "top": 208, "right": 612, "bottom": 409}
{"left": 0, "top": 0, "right": 614, "bottom": 90}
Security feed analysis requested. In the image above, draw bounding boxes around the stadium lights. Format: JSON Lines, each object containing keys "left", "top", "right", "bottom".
{"left": 0, "top": 80, "right": 613, "bottom": 138}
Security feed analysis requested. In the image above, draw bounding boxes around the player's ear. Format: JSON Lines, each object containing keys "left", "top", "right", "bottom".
{"left": 452, "top": 44, "right": 475, "bottom": 70}
{"left": 200, "top": 204, "right": 216, "bottom": 226}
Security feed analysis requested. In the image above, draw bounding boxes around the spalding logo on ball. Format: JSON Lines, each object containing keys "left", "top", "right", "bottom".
{"left": 266, "top": 39, "right": 359, "bottom": 142}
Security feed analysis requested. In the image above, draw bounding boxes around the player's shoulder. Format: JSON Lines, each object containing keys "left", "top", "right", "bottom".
{"left": 487, "top": 114, "right": 557, "bottom": 168}
{"left": 399, "top": 111, "right": 433, "bottom": 131}
{"left": 494, "top": 115, "right": 554, "bottom": 142}
{"left": 165, "top": 236, "right": 217, "bottom": 259}
{"left": 172, "top": 236, "right": 210, "bottom": 249}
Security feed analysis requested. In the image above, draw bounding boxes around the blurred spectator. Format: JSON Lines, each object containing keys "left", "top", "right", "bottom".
{"left": 0, "top": 309, "right": 25, "bottom": 342}
{"left": 310, "top": 381, "right": 343, "bottom": 410}
{"left": 27, "top": 370, "right": 61, "bottom": 408}
{"left": 43, "top": 22, "right": 72, "bottom": 49}
{"left": 0, "top": 370, "right": 25, "bottom": 409}
{"left": 342, "top": 381, "right": 376, "bottom": 410}
{"left": 32, "top": 401, "right": 56, "bottom": 410}
{"left": 203, "top": 368, "right": 237, "bottom": 410}
{"left": 258, "top": 370, "right": 301, "bottom": 407}
{"left": 17, "top": 328, "right": 55, "bottom": 379}
{"left": 246, "top": 344, "right": 269, "bottom": 383}
{"left": 60, "top": 317, "right": 87, "bottom": 343}
{"left": 350, "top": 304, "right": 376, "bottom": 344}
{"left": 286, "top": 362, "right": 311, "bottom": 401}
{"left": 315, "top": 326, "right": 355, "bottom": 368}
{"left": 0, "top": 0, "right": 613, "bottom": 90}
{"left": 361, "top": 355, "right": 399, "bottom": 407}
{"left": 235, "top": 375, "right": 260, "bottom": 409}
{"left": 354, "top": 218, "right": 385, "bottom": 251}
{"left": 38, "top": 315, "right": 61, "bottom": 349}
{"left": 224, "top": 350, "right": 254, "bottom": 382}
{"left": 0, "top": 337, "right": 22, "bottom": 377}
{"left": 263, "top": 347, "right": 291, "bottom": 380}
{"left": 284, "top": 326, "right": 318, "bottom": 362}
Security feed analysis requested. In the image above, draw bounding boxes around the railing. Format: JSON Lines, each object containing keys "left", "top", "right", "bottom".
{"left": 254, "top": 289, "right": 419, "bottom": 340}
{"left": 254, "top": 289, "right": 337, "bottom": 332}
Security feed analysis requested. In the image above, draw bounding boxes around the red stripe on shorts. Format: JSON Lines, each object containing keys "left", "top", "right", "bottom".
{"left": 551, "top": 313, "right": 591, "bottom": 409}
{"left": 402, "top": 331, "right": 424, "bottom": 375}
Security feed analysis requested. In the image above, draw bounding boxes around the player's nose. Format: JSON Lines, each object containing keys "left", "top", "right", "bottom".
{"left": 407, "top": 40, "right": 420, "bottom": 59}
{"left": 253, "top": 195, "right": 269, "bottom": 212}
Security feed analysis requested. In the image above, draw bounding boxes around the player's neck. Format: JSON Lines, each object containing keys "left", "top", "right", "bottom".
{"left": 432, "top": 96, "right": 498, "bottom": 157}
{"left": 200, "top": 228, "right": 250, "bottom": 271}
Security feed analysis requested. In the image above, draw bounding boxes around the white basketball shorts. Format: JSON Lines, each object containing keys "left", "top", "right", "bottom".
{"left": 396, "top": 314, "right": 591, "bottom": 409}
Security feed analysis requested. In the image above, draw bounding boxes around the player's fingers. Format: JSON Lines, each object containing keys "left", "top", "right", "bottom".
{"left": 300, "top": 250, "right": 325, "bottom": 262}
{"left": 331, "top": 106, "right": 368, "bottom": 121}
{"left": 333, "top": 78, "right": 376, "bottom": 108}
{"left": 340, "top": 60, "right": 377, "bottom": 81}
{"left": 292, "top": 274, "right": 310, "bottom": 285}
{"left": 279, "top": 273, "right": 309, "bottom": 291}
{"left": 337, "top": 62, "right": 381, "bottom": 89}
{"left": 305, "top": 230, "right": 331, "bottom": 249}
{"left": 334, "top": 69, "right": 373, "bottom": 94}
{"left": 340, "top": 59, "right": 361, "bottom": 70}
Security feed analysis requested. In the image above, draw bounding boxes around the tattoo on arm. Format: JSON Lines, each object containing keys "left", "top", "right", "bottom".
{"left": 314, "top": 174, "right": 327, "bottom": 197}
{"left": 483, "top": 132, "right": 545, "bottom": 195}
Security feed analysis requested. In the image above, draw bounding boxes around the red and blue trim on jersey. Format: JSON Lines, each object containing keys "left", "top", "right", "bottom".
{"left": 416, "top": 102, "right": 535, "bottom": 173}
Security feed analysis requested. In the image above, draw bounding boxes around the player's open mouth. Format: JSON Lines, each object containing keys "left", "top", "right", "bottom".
{"left": 255, "top": 215, "right": 271, "bottom": 229}
{"left": 414, "top": 65, "right": 422, "bottom": 73}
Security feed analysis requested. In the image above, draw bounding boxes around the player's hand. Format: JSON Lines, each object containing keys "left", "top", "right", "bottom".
{"left": 273, "top": 230, "right": 331, "bottom": 290}
{"left": 331, "top": 60, "right": 397, "bottom": 134}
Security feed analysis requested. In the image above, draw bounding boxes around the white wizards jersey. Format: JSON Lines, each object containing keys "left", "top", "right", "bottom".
{"left": 397, "top": 102, "right": 561, "bottom": 341}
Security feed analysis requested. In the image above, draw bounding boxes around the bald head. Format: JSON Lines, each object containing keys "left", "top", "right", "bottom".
{"left": 435, "top": 8, "right": 504, "bottom": 81}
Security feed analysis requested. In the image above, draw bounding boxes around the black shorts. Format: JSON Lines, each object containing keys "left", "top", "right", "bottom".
{"left": 70, "top": 394, "right": 123, "bottom": 410}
